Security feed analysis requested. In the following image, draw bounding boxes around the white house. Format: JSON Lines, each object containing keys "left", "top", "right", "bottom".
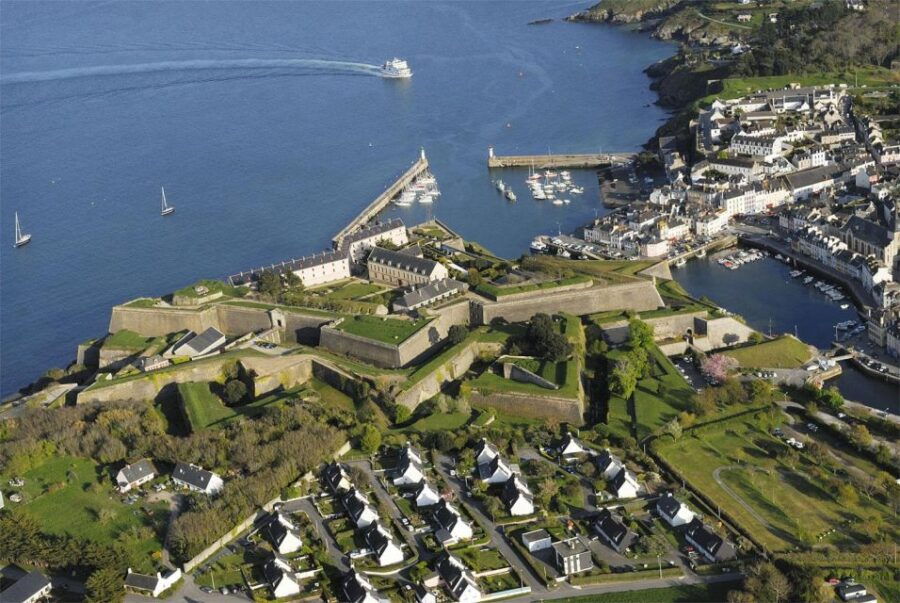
{"left": 339, "top": 218, "right": 409, "bottom": 263}
{"left": 264, "top": 512, "right": 303, "bottom": 555}
{"left": 172, "top": 462, "right": 223, "bottom": 495}
{"left": 343, "top": 488, "right": 379, "bottom": 528}
{"left": 263, "top": 555, "right": 300, "bottom": 599}
{"left": 730, "top": 133, "right": 788, "bottom": 161}
{"left": 323, "top": 460, "right": 352, "bottom": 493}
{"left": 393, "top": 444, "right": 426, "bottom": 486}
{"left": 474, "top": 438, "right": 500, "bottom": 466}
{"left": 413, "top": 480, "right": 441, "bottom": 508}
{"left": 595, "top": 450, "right": 624, "bottom": 480}
{"left": 478, "top": 455, "right": 514, "bottom": 484}
{"left": 521, "top": 529, "right": 552, "bottom": 553}
{"left": 501, "top": 474, "right": 534, "bottom": 516}
{"left": 436, "top": 555, "right": 482, "bottom": 603}
{"left": 364, "top": 522, "right": 405, "bottom": 567}
{"left": 339, "top": 570, "right": 381, "bottom": 603}
{"left": 558, "top": 432, "right": 586, "bottom": 457}
{"left": 610, "top": 468, "right": 640, "bottom": 500}
{"left": 1, "top": 570, "right": 53, "bottom": 603}
{"left": 116, "top": 459, "right": 156, "bottom": 493}
{"left": 552, "top": 538, "right": 593, "bottom": 576}
{"left": 656, "top": 493, "right": 695, "bottom": 527}
{"left": 433, "top": 500, "right": 473, "bottom": 545}
{"left": 124, "top": 568, "right": 182, "bottom": 599}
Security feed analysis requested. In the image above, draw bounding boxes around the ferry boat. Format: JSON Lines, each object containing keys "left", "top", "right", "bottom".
{"left": 13, "top": 211, "right": 31, "bottom": 248}
{"left": 381, "top": 58, "right": 412, "bottom": 78}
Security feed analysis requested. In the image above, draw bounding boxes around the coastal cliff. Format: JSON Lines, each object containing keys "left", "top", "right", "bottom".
{"left": 566, "top": 0, "right": 680, "bottom": 25}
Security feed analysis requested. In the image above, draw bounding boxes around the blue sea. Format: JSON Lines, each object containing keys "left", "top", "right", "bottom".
{"left": 0, "top": 1, "right": 673, "bottom": 395}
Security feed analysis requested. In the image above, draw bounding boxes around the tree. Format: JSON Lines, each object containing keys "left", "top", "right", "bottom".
{"left": 448, "top": 324, "right": 468, "bottom": 346}
{"left": 662, "top": 418, "right": 682, "bottom": 441}
{"left": 836, "top": 482, "right": 859, "bottom": 506}
{"left": 748, "top": 331, "right": 765, "bottom": 344}
{"left": 610, "top": 360, "right": 638, "bottom": 400}
{"left": 393, "top": 405, "right": 411, "bottom": 425}
{"left": 691, "top": 389, "right": 718, "bottom": 416}
{"left": 223, "top": 379, "right": 247, "bottom": 405}
{"left": 747, "top": 379, "right": 774, "bottom": 404}
{"left": 627, "top": 319, "right": 654, "bottom": 350}
{"left": 543, "top": 334, "right": 571, "bottom": 362}
{"left": 222, "top": 379, "right": 247, "bottom": 405}
{"left": 817, "top": 386, "right": 844, "bottom": 411}
{"left": 700, "top": 354, "right": 738, "bottom": 384}
{"left": 85, "top": 567, "right": 124, "bottom": 603}
{"left": 257, "top": 270, "right": 282, "bottom": 298}
{"left": 484, "top": 496, "right": 503, "bottom": 520}
{"left": 359, "top": 424, "right": 381, "bottom": 454}
{"left": 537, "top": 478, "right": 559, "bottom": 508}
{"left": 849, "top": 423, "right": 873, "bottom": 451}
{"left": 467, "top": 268, "right": 483, "bottom": 286}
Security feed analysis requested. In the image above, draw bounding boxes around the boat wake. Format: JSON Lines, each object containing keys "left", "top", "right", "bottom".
{"left": 1, "top": 58, "right": 387, "bottom": 85}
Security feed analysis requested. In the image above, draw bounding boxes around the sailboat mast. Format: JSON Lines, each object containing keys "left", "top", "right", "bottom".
{"left": 161, "top": 187, "right": 167, "bottom": 211}
{"left": 15, "top": 212, "right": 21, "bottom": 240}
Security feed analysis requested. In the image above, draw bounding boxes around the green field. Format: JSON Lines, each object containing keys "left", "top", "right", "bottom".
{"left": 1, "top": 456, "right": 166, "bottom": 572}
{"left": 104, "top": 329, "right": 158, "bottom": 351}
{"left": 656, "top": 417, "right": 900, "bottom": 552}
{"left": 334, "top": 314, "right": 431, "bottom": 344}
{"left": 179, "top": 381, "right": 329, "bottom": 430}
{"left": 407, "top": 411, "right": 471, "bottom": 432}
{"left": 547, "top": 580, "right": 741, "bottom": 603}
{"left": 723, "top": 336, "right": 813, "bottom": 369}
{"left": 703, "top": 67, "right": 900, "bottom": 104}
{"left": 313, "top": 280, "right": 386, "bottom": 301}
{"left": 474, "top": 275, "right": 592, "bottom": 300}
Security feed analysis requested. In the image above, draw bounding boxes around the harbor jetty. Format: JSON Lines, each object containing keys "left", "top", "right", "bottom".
{"left": 332, "top": 148, "right": 429, "bottom": 248}
{"left": 486, "top": 147, "right": 633, "bottom": 169}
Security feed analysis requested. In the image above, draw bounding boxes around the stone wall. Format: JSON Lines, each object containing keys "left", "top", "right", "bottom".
{"left": 697, "top": 316, "right": 756, "bottom": 350}
{"left": 282, "top": 312, "right": 333, "bottom": 345}
{"left": 77, "top": 341, "right": 103, "bottom": 369}
{"left": 602, "top": 311, "right": 709, "bottom": 345}
{"left": 469, "top": 391, "right": 585, "bottom": 425}
{"left": 77, "top": 356, "right": 235, "bottom": 404}
{"left": 471, "top": 281, "right": 663, "bottom": 325}
{"left": 98, "top": 347, "right": 140, "bottom": 370}
{"left": 215, "top": 305, "right": 274, "bottom": 336}
{"left": 319, "top": 325, "right": 403, "bottom": 368}
{"left": 241, "top": 356, "right": 313, "bottom": 398}
{"left": 394, "top": 341, "right": 502, "bottom": 409}
{"left": 502, "top": 362, "right": 558, "bottom": 390}
{"left": 108, "top": 305, "right": 217, "bottom": 337}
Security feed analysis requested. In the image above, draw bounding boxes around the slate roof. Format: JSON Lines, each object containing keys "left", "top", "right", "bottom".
{"left": 552, "top": 537, "right": 591, "bottom": 558}
{"left": 265, "top": 514, "right": 300, "bottom": 550}
{"left": 685, "top": 518, "right": 735, "bottom": 561}
{"left": 119, "top": 459, "right": 155, "bottom": 484}
{"left": 522, "top": 529, "right": 551, "bottom": 545}
{"left": 478, "top": 455, "right": 510, "bottom": 480}
{"left": 172, "top": 462, "right": 218, "bottom": 491}
{"left": 363, "top": 522, "right": 395, "bottom": 557}
{"left": 177, "top": 327, "right": 224, "bottom": 355}
{"left": 2, "top": 570, "right": 51, "bottom": 602}
{"left": 611, "top": 468, "right": 637, "bottom": 493}
{"left": 340, "top": 219, "right": 406, "bottom": 248}
{"left": 124, "top": 571, "right": 159, "bottom": 592}
{"left": 594, "top": 508, "right": 637, "bottom": 552}
{"left": 844, "top": 215, "right": 892, "bottom": 248}
{"left": 657, "top": 493, "right": 684, "bottom": 519}
{"left": 784, "top": 165, "right": 843, "bottom": 190}
{"left": 342, "top": 489, "right": 373, "bottom": 521}
{"left": 368, "top": 247, "right": 442, "bottom": 276}
{"left": 339, "top": 570, "right": 373, "bottom": 603}
{"left": 323, "top": 460, "right": 349, "bottom": 492}
{"left": 433, "top": 500, "right": 463, "bottom": 531}
{"left": 500, "top": 475, "right": 532, "bottom": 508}
{"left": 475, "top": 438, "right": 499, "bottom": 461}
{"left": 395, "top": 278, "right": 466, "bottom": 309}
{"left": 228, "top": 249, "right": 348, "bottom": 285}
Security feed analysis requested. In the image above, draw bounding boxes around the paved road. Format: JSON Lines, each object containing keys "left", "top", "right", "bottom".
{"left": 282, "top": 496, "right": 348, "bottom": 571}
{"left": 530, "top": 572, "right": 745, "bottom": 602}
{"left": 779, "top": 401, "right": 899, "bottom": 456}
{"left": 433, "top": 453, "right": 544, "bottom": 592}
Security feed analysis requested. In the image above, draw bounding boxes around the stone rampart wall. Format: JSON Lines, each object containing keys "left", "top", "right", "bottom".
{"left": 394, "top": 341, "right": 502, "bottom": 409}
{"left": 469, "top": 391, "right": 584, "bottom": 425}
{"left": 472, "top": 281, "right": 663, "bottom": 325}
{"left": 108, "top": 305, "right": 217, "bottom": 337}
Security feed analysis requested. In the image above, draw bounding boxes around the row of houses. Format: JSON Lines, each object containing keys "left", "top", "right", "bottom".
{"left": 116, "top": 459, "right": 223, "bottom": 495}
{"left": 474, "top": 439, "right": 535, "bottom": 516}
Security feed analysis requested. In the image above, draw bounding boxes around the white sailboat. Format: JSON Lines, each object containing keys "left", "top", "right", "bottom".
{"left": 160, "top": 187, "right": 175, "bottom": 216}
{"left": 13, "top": 211, "right": 32, "bottom": 248}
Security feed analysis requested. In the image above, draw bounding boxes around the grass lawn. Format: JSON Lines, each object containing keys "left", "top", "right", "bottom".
{"left": 334, "top": 314, "right": 431, "bottom": 344}
{"left": 104, "top": 329, "right": 157, "bottom": 351}
{"left": 474, "top": 275, "right": 592, "bottom": 300}
{"left": 1, "top": 456, "right": 166, "bottom": 572}
{"left": 549, "top": 580, "right": 742, "bottom": 603}
{"left": 457, "top": 547, "right": 509, "bottom": 572}
{"left": 308, "top": 378, "right": 355, "bottom": 412}
{"left": 479, "top": 570, "right": 521, "bottom": 594}
{"left": 124, "top": 298, "right": 161, "bottom": 308}
{"left": 722, "top": 336, "right": 813, "bottom": 369}
{"left": 470, "top": 360, "right": 578, "bottom": 400}
{"left": 179, "top": 381, "right": 311, "bottom": 431}
{"left": 406, "top": 411, "right": 471, "bottom": 432}
{"left": 655, "top": 417, "right": 899, "bottom": 552}
{"left": 314, "top": 281, "right": 386, "bottom": 301}
{"left": 173, "top": 279, "right": 246, "bottom": 300}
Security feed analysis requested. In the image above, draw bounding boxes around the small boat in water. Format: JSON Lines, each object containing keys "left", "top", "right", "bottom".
{"left": 13, "top": 211, "right": 32, "bottom": 247}
{"left": 552, "top": 198, "right": 563, "bottom": 206}
{"left": 840, "top": 303, "right": 850, "bottom": 310}
{"left": 530, "top": 239, "right": 547, "bottom": 253}
{"left": 160, "top": 187, "right": 175, "bottom": 216}
{"left": 674, "top": 257, "right": 687, "bottom": 267}
{"left": 505, "top": 189, "right": 517, "bottom": 202}
{"left": 495, "top": 179, "right": 506, "bottom": 193}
